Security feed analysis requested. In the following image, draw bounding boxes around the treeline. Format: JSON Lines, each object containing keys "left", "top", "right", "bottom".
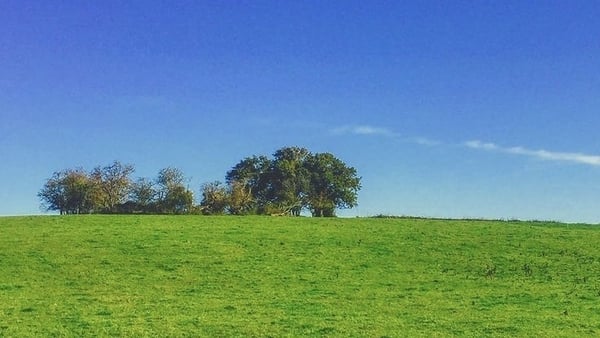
{"left": 38, "top": 163, "right": 195, "bottom": 215}
{"left": 38, "top": 146, "right": 361, "bottom": 217}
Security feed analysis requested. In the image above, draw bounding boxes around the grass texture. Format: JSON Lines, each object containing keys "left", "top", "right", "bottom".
{"left": 1, "top": 215, "right": 600, "bottom": 336}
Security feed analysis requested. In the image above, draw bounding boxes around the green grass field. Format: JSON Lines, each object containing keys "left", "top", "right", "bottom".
{"left": 1, "top": 215, "right": 600, "bottom": 336}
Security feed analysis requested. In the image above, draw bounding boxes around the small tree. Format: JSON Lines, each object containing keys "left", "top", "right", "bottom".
{"left": 91, "top": 161, "right": 134, "bottom": 213}
{"left": 155, "top": 168, "right": 185, "bottom": 199}
{"left": 128, "top": 177, "right": 156, "bottom": 213}
{"left": 227, "top": 180, "right": 254, "bottom": 215}
{"left": 200, "top": 181, "right": 228, "bottom": 215}
{"left": 39, "top": 168, "right": 98, "bottom": 214}
{"left": 38, "top": 171, "right": 68, "bottom": 214}
{"left": 154, "top": 167, "right": 193, "bottom": 214}
{"left": 61, "top": 169, "right": 98, "bottom": 214}
{"left": 163, "top": 185, "right": 194, "bottom": 214}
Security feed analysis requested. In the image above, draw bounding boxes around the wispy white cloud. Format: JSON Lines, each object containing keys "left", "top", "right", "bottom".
{"left": 331, "top": 125, "right": 398, "bottom": 138}
{"left": 464, "top": 140, "right": 499, "bottom": 151}
{"left": 465, "top": 140, "right": 600, "bottom": 167}
{"left": 331, "top": 125, "right": 445, "bottom": 147}
{"left": 333, "top": 127, "right": 600, "bottom": 167}
{"left": 411, "top": 137, "right": 441, "bottom": 146}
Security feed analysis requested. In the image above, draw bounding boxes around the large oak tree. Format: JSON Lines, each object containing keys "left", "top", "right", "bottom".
{"left": 222, "top": 147, "right": 361, "bottom": 217}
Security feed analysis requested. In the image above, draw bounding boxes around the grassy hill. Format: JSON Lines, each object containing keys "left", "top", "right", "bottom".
{"left": 1, "top": 215, "right": 600, "bottom": 336}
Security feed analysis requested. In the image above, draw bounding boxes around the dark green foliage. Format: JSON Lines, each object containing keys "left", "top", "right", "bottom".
{"left": 223, "top": 147, "right": 361, "bottom": 216}
{"left": 225, "top": 155, "right": 272, "bottom": 213}
{"left": 304, "top": 152, "right": 361, "bottom": 217}
{"left": 269, "top": 146, "right": 311, "bottom": 216}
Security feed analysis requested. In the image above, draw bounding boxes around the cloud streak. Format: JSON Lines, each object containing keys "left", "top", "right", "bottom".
{"left": 331, "top": 125, "right": 600, "bottom": 167}
{"left": 465, "top": 140, "right": 600, "bottom": 167}
{"left": 331, "top": 125, "right": 443, "bottom": 147}
{"left": 332, "top": 125, "right": 398, "bottom": 138}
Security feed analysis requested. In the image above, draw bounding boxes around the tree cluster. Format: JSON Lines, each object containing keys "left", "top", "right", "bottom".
{"left": 38, "top": 162, "right": 194, "bottom": 215}
{"left": 200, "top": 147, "right": 361, "bottom": 217}
{"left": 39, "top": 147, "right": 361, "bottom": 217}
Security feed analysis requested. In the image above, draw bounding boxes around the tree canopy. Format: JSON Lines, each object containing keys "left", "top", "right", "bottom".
{"left": 38, "top": 168, "right": 96, "bottom": 215}
{"left": 205, "top": 147, "right": 361, "bottom": 217}
{"left": 39, "top": 147, "right": 361, "bottom": 217}
{"left": 39, "top": 161, "right": 194, "bottom": 215}
{"left": 90, "top": 161, "right": 135, "bottom": 213}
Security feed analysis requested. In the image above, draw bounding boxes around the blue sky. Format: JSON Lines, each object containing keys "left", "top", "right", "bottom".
{"left": 2, "top": 1, "right": 600, "bottom": 222}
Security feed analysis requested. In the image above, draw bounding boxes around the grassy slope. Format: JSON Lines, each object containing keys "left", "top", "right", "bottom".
{"left": 1, "top": 215, "right": 600, "bottom": 337}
